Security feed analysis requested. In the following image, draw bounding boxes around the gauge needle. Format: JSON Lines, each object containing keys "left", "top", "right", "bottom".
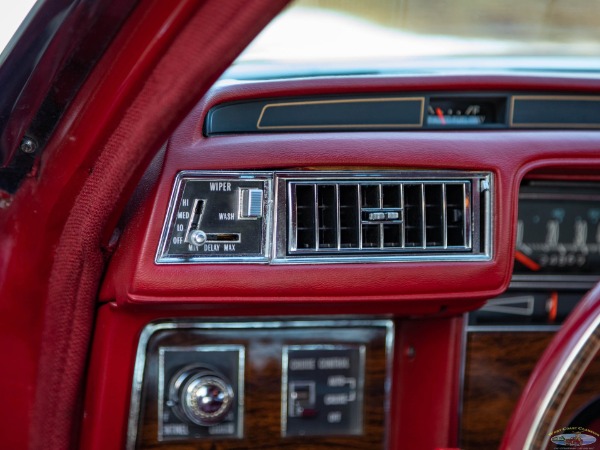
{"left": 435, "top": 107, "right": 446, "bottom": 125}
{"left": 547, "top": 291, "right": 558, "bottom": 322}
{"left": 515, "top": 250, "right": 541, "bottom": 271}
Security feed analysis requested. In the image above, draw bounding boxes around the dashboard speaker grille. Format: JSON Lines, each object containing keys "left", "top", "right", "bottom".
{"left": 284, "top": 172, "right": 489, "bottom": 260}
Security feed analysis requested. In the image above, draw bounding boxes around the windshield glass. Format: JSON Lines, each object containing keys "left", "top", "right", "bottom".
{"left": 230, "top": 0, "right": 600, "bottom": 78}
{"left": 0, "top": 1, "right": 37, "bottom": 57}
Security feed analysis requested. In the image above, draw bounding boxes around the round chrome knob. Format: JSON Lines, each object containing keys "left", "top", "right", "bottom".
{"left": 182, "top": 374, "right": 234, "bottom": 425}
{"left": 170, "top": 366, "right": 235, "bottom": 427}
{"left": 189, "top": 230, "right": 207, "bottom": 246}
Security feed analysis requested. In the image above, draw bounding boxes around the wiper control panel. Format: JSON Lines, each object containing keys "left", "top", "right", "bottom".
{"left": 157, "top": 172, "right": 272, "bottom": 263}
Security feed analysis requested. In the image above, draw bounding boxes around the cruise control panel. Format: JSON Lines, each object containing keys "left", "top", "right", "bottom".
{"left": 283, "top": 345, "right": 365, "bottom": 437}
{"left": 128, "top": 320, "right": 392, "bottom": 449}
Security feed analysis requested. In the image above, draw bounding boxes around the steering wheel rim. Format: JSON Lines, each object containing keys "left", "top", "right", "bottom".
{"left": 500, "top": 283, "right": 600, "bottom": 449}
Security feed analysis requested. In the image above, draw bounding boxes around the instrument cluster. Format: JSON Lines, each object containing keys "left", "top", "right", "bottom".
{"left": 515, "top": 181, "right": 600, "bottom": 278}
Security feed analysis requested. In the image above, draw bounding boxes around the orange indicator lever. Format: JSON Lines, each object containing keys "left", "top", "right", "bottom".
{"left": 515, "top": 250, "right": 541, "bottom": 271}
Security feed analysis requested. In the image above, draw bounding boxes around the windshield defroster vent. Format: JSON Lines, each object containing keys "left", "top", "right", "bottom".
{"left": 279, "top": 172, "right": 491, "bottom": 262}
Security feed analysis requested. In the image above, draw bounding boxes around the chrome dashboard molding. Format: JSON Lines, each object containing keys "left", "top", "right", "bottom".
{"left": 519, "top": 192, "right": 600, "bottom": 201}
{"left": 155, "top": 170, "right": 494, "bottom": 265}
{"left": 511, "top": 274, "right": 600, "bottom": 290}
{"left": 270, "top": 253, "right": 493, "bottom": 264}
{"left": 285, "top": 179, "right": 471, "bottom": 254}
{"left": 273, "top": 170, "right": 492, "bottom": 263}
{"left": 466, "top": 324, "right": 562, "bottom": 333}
{"left": 126, "top": 319, "right": 395, "bottom": 450}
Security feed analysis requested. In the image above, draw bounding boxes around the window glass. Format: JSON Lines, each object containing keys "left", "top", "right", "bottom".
{"left": 0, "top": 1, "right": 37, "bottom": 57}
{"left": 232, "top": 0, "right": 600, "bottom": 76}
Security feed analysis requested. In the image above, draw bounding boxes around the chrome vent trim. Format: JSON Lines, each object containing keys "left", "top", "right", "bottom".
{"left": 274, "top": 171, "right": 492, "bottom": 263}
{"left": 288, "top": 181, "right": 470, "bottom": 253}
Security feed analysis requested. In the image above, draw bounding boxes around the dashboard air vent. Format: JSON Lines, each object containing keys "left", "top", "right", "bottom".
{"left": 281, "top": 172, "right": 491, "bottom": 262}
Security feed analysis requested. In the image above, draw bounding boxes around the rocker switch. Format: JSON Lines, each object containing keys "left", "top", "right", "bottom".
{"left": 289, "top": 381, "right": 316, "bottom": 418}
{"left": 239, "top": 188, "right": 263, "bottom": 219}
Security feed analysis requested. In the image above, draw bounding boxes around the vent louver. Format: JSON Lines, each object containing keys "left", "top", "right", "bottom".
{"left": 284, "top": 172, "right": 490, "bottom": 261}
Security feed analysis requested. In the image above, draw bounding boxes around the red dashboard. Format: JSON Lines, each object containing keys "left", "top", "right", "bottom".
{"left": 85, "top": 75, "right": 600, "bottom": 449}
{"left": 1, "top": 2, "right": 600, "bottom": 448}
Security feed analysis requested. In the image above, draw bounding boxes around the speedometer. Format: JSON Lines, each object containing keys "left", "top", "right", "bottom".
{"left": 515, "top": 182, "right": 600, "bottom": 275}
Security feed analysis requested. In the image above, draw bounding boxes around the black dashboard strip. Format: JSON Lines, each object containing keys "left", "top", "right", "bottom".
{"left": 206, "top": 96, "right": 425, "bottom": 134}
{"left": 205, "top": 93, "right": 600, "bottom": 135}
{"left": 256, "top": 97, "right": 424, "bottom": 130}
{"left": 511, "top": 96, "right": 600, "bottom": 128}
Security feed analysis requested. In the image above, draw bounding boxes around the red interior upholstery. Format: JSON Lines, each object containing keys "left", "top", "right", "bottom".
{"left": 1, "top": 0, "right": 600, "bottom": 447}
{"left": 0, "top": 1, "right": 288, "bottom": 448}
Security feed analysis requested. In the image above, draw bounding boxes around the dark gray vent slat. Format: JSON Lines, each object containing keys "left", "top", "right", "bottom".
{"left": 446, "top": 183, "right": 466, "bottom": 247}
{"left": 420, "top": 184, "right": 426, "bottom": 248}
{"left": 403, "top": 184, "right": 423, "bottom": 248}
{"left": 339, "top": 184, "right": 359, "bottom": 248}
{"left": 357, "top": 184, "right": 363, "bottom": 249}
{"left": 425, "top": 184, "right": 444, "bottom": 247}
{"left": 360, "top": 184, "right": 381, "bottom": 248}
{"left": 378, "top": 184, "right": 384, "bottom": 249}
{"left": 294, "top": 184, "right": 317, "bottom": 250}
{"left": 313, "top": 183, "right": 319, "bottom": 250}
{"left": 382, "top": 184, "right": 402, "bottom": 248}
{"left": 400, "top": 184, "right": 405, "bottom": 248}
{"left": 442, "top": 184, "right": 448, "bottom": 248}
{"left": 317, "top": 185, "right": 337, "bottom": 249}
{"left": 335, "top": 184, "right": 341, "bottom": 250}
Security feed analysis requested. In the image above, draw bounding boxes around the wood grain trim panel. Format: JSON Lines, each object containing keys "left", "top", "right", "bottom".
{"left": 133, "top": 321, "right": 392, "bottom": 449}
{"left": 461, "top": 331, "right": 600, "bottom": 449}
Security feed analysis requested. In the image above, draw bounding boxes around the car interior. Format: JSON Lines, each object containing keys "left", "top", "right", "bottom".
{"left": 1, "top": 1, "right": 600, "bottom": 449}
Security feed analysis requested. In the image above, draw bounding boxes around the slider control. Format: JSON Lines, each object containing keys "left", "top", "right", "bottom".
{"left": 185, "top": 197, "right": 243, "bottom": 246}
{"left": 187, "top": 199, "right": 206, "bottom": 245}
{"left": 190, "top": 232, "right": 241, "bottom": 246}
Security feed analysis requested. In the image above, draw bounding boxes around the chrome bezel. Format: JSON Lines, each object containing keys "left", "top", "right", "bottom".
{"left": 510, "top": 274, "right": 600, "bottom": 290}
{"left": 155, "top": 169, "right": 493, "bottom": 265}
{"left": 281, "top": 344, "right": 366, "bottom": 437}
{"left": 155, "top": 171, "right": 273, "bottom": 264}
{"left": 465, "top": 324, "right": 562, "bottom": 333}
{"left": 273, "top": 170, "right": 493, "bottom": 264}
{"left": 158, "top": 345, "right": 245, "bottom": 441}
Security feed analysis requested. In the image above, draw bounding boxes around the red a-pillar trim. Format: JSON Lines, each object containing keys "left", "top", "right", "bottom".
{"left": 0, "top": 1, "right": 289, "bottom": 448}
